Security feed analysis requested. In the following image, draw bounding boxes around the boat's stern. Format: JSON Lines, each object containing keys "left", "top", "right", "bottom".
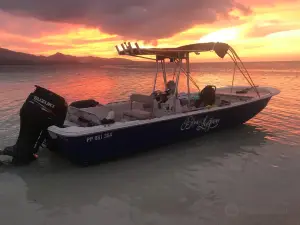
{"left": 46, "top": 124, "right": 115, "bottom": 165}
{"left": 46, "top": 125, "right": 71, "bottom": 153}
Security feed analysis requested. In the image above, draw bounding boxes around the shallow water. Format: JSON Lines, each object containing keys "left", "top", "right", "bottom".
{"left": 0, "top": 62, "right": 300, "bottom": 225}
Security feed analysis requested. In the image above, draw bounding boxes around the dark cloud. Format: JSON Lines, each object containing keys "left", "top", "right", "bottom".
{"left": 0, "top": 0, "right": 250, "bottom": 41}
{"left": 0, "top": 10, "right": 75, "bottom": 38}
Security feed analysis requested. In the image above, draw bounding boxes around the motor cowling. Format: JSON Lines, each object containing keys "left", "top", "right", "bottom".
{"left": 4, "top": 85, "right": 68, "bottom": 164}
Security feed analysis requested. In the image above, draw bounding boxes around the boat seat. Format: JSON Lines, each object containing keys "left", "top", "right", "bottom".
{"left": 67, "top": 105, "right": 110, "bottom": 125}
{"left": 129, "top": 93, "right": 154, "bottom": 109}
{"left": 123, "top": 93, "right": 154, "bottom": 120}
{"left": 123, "top": 109, "right": 152, "bottom": 120}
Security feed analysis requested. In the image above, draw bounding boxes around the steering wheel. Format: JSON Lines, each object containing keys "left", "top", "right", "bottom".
{"left": 151, "top": 90, "right": 162, "bottom": 97}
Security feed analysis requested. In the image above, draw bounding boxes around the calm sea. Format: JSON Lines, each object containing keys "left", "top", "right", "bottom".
{"left": 0, "top": 61, "right": 300, "bottom": 225}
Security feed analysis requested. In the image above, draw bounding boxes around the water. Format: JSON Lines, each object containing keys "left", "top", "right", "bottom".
{"left": 0, "top": 62, "right": 299, "bottom": 225}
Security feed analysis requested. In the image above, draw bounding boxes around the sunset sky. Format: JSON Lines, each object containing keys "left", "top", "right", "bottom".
{"left": 0, "top": 0, "right": 300, "bottom": 62}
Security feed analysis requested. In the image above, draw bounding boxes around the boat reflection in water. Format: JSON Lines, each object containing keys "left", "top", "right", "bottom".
{"left": 5, "top": 124, "right": 268, "bottom": 212}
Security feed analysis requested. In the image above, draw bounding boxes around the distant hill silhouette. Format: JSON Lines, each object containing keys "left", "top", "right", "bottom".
{"left": 2, "top": 47, "right": 298, "bottom": 67}
{"left": 0, "top": 47, "right": 139, "bottom": 65}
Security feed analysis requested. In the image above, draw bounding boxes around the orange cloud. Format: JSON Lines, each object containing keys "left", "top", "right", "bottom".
{"left": 0, "top": 1, "right": 300, "bottom": 62}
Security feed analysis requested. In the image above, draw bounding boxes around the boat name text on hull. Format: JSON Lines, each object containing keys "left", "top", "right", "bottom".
{"left": 181, "top": 116, "right": 220, "bottom": 132}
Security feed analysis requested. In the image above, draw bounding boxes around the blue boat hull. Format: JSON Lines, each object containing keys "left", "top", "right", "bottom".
{"left": 47, "top": 97, "right": 271, "bottom": 165}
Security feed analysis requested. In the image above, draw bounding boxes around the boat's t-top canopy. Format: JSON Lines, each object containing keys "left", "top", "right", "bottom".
{"left": 115, "top": 41, "right": 260, "bottom": 106}
{"left": 116, "top": 42, "right": 230, "bottom": 60}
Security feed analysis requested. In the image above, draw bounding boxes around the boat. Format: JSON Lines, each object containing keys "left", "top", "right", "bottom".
{"left": 0, "top": 42, "right": 280, "bottom": 166}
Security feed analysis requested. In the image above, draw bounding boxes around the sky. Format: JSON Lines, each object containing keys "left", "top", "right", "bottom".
{"left": 0, "top": 0, "right": 300, "bottom": 62}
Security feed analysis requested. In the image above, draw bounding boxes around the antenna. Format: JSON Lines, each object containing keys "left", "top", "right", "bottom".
{"left": 127, "top": 42, "right": 133, "bottom": 54}
{"left": 121, "top": 43, "right": 126, "bottom": 51}
{"left": 135, "top": 43, "right": 141, "bottom": 54}
{"left": 115, "top": 45, "right": 121, "bottom": 54}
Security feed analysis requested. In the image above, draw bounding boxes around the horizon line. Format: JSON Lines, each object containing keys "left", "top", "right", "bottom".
{"left": 1, "top": 46, "right": 299, "bottom": 64}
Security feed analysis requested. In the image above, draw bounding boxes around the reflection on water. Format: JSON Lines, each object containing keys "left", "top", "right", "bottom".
{"left": 5, "top": 125, "right": 267, "bottom": 208}
{"left": 0, "top": 62, "right": 300, "bottom": 225}
{"left": 1, "top": 125, "right": 300, "bottom": 225}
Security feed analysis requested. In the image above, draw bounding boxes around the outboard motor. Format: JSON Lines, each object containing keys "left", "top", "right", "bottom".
{"left": 1, "top": 85, "right": 68, "bottom": 165}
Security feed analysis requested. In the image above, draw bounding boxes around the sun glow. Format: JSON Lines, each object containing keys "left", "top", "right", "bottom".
{"left": 198, "top": 27, "right": 240, "bottom": 43}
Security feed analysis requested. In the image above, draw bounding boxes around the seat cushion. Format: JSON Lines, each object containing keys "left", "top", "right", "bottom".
{"left": 123, "top": 109, "right": 152, "bottom": 120}
{"left": 130, "top": 94, "right": 153, "bottom": 107}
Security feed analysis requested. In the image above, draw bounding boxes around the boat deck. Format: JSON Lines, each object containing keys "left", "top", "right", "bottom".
{"left": 50, "top": 86, "right": 279, "bottom": 137}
